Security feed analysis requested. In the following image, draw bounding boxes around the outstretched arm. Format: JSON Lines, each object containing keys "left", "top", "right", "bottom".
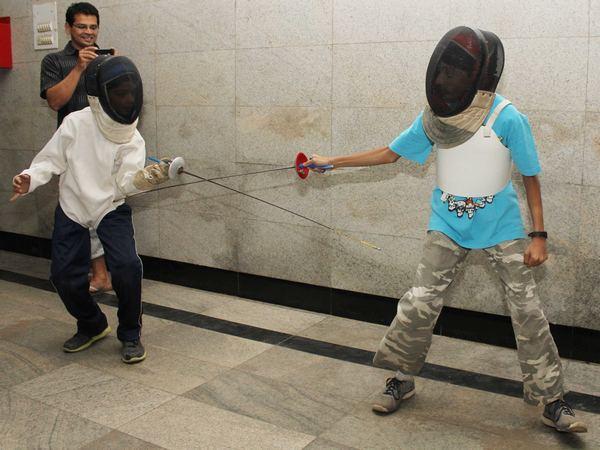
{"left": 522, "top": 174, "right": 548, "bottom": 267}
{"left": 308, "top": 146, "right": 399, "bottom": 170}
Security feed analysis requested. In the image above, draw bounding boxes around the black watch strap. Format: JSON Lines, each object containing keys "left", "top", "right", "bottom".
{"left": 528, "top": 231, "right": 548, "bottom": 239}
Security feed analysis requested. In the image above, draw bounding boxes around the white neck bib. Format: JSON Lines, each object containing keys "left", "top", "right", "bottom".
{"left": 88, "top": 96, "right": 138, "bottom": 144}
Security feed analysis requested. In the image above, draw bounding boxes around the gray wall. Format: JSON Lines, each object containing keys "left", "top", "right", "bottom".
{"left": 1, "top": 0, "right": 599, "bottom": 330}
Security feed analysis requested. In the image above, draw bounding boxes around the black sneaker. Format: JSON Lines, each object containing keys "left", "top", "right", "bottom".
{"left": 372, "top": 377, "right": 416, "bottom": 414}
{"left": 62, "top": 326, "right": 111, "bottom": 353}
{"left": 121, "top": 340, "right": 146, "bottom": 364}
{"left": 542, "top": 399, "right": 587, "bottom": 433}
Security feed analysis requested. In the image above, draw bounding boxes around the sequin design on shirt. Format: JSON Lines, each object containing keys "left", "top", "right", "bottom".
{"left": 441, "top": 192, "right": 494, "bottom": 219}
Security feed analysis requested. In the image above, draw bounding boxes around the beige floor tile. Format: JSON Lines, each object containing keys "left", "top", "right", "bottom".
{"left": 564, "top": 359, "right": 600, "bottom": 396}
{"left": 80, "top": 430, "right": 165, "bottom": 450}
{"left": 0, "top": 339, "right": 68, "bottom": 389}
{"left": 0, "top": 295, "right": 48, "bottom": 330}
{"left": 0, "top": 388, "right": 109, "bottom": 448}
{"left": 0, "top": 317, "right": 77, "bottom": 357}
{"left": 320, "top": 413, "right": 489, "bottom": 450}
{"left": 141, "top": 279, "right": 226, "bottom": 313}
{"left": 0, "top": 285, "right": 75, "bottom": 325}
{"left": 238, "top": 346, "right": 389, "bottom": 402}
{"left": 13, "top": 363, "right": 175, "bottom": 428}
{"left": 73, "top": 336, "right": 228, "bottom": 395}
{"left": 202, "top": 298, "right": 325, "bottom": 334}
{"left": 427, "top": 334, "right": 522, "bottom": 381}
{"left": 119, "top": 396, "right": 315, "bottom": 450}
{"left": 185, "top": 368, "right": 353, "bottom": 436}
{"left": 1, "top": 280, "right": 175, "bottom": 335}
{"left": 302, "top": 438, "right": 358, "bottom": 450}
{"left": 144, "top": 322, "right": 272, "bottom": 367}
{"left": 298, "top": 316, "right": 387, "bottom": 351}
{"left": 0, "top": 250, "right": 50, "bottom": 279}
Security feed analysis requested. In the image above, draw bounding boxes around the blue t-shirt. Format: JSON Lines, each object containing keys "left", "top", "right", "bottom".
{"left": 389, "top": 94, "right": 540, "bottom": 249}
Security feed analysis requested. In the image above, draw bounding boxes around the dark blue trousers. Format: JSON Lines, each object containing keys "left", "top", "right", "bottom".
{"left": 50, "top": 203, "right": 143, "bottom": 341}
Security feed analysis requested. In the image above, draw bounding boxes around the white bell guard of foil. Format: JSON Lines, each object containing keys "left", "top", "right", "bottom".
{"left": 168, "top": 156, "right": 185, "bottom": 179}
{"left": 436, "top": 99, "right": 513, "bottom": 198}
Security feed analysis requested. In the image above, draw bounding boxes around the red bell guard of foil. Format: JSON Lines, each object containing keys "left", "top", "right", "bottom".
{"left": 295, "top": 152, "right": 310, "bottom": 179}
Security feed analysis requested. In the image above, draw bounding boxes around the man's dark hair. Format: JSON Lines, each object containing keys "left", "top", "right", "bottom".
{"left": 66, "top": 2, "right": 99, "bottom": 26}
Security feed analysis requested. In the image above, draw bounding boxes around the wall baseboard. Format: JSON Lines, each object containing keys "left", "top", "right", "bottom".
{"left": 1, "top": 230, "right": 598, "bottom": 363}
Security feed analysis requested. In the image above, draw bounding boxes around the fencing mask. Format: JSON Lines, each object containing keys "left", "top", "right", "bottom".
{"left": 85, "top": 55, "right": 143, "bottom": 144}
{"left": 422, "top": 26, "right": 504, "bottom": 148}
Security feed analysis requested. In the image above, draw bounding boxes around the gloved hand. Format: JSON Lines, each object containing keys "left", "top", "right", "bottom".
{"left": 133, "top": 158, "right": 171, "bottom": 190}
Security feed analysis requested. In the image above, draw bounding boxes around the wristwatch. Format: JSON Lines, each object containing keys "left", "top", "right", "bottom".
{"left": 528, "top": 231, "right": 548, "bottom": 239}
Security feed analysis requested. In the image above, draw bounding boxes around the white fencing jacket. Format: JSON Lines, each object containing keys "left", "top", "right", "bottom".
{"left": 21, "top": 107, "right": 146, "bottom": 228}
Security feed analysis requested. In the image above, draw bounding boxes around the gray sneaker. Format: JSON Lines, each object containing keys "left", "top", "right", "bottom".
{"left": 372, "top": 377, "right": 416, "bottom": 414}
{"left": 63, "top": 326, "right": 111, "bottom": 353}
{"left": 121, "top": 340, "right": 146, "bottom": 364}
{"left": 542, "top": 399, "right": 587, "bottom": 433}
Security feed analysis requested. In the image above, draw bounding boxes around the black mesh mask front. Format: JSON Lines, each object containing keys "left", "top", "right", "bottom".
{"left": 85, "top": 55, "right": 143, "bottom": 124}
{"left": 426, "top": 27, "right": 504, "bottom": 117}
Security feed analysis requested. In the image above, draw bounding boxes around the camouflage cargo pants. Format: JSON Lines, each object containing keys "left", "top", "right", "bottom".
{"left": 373, "top": 231, "right": 564, "bottom": 405}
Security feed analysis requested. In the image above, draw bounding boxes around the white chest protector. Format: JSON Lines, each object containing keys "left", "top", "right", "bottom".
{"left": 436, "top": 99, "right": 512, "bottom": 198}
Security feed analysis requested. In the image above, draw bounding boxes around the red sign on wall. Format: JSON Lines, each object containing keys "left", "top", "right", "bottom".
{"left": 0, "top": 17, "right": 13, "bottom": 69}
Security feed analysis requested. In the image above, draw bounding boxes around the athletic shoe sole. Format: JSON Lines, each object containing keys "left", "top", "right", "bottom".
{"left": 542, "top": 415, "right": 588, "bottom": 433}
{"left": 371, "top": 388, "right": 416, "bottom": 413}
{"left": 63, "top": 326, "right": 111, "bottom": 353}
{"left": 121, "top": 350, "right": 147, "bottom": 364}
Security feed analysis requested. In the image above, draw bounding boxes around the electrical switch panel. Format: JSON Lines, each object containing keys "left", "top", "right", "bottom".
{"left": 33, "top": 1, "right": 58, "bottom": 50}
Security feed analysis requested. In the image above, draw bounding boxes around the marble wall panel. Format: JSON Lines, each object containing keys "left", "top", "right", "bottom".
{"left": 156, "top": 50, "right": 235, "bottom": 106}
{"left": 159, "top": 210, "right": 239, "bottom": 271}
{"left": 583, "top": 112, "right": 600, "bottom": 187}
{"left": 236, "top": 0, "right": 331, "bottom": 48}
{"left": 32, "top": 106, "right": 57, "bottom": 150}
{"left": 586, "top": 38, "right": 600, "bottom": 112}
{"left": 34, "top": 191, "right": 58, "bottom": 238}
{"left": 0, "top": 62, "right": 35, "bottom": 108}
{"left": 0, "top": 149, "right": 34, "bottom": 192}
{"left": 9, "top": 15, "right": 36, "bottom": 64}
{"left": 0, "top": 107, "right": 33, "bottom": 151}
{"left": 573, "top": 187, "right": 600, "bottom": 328}
{"left": 157, "top": 106, "right": 235, "bottom": 165}
{"left": 0, "top": 193, "right": 41, "bottom": 235}
{"left": 155, "top": 0, "right": 235, "bottom": 53}
{"left": 524, "top": 110, "right": 584, "bottom": 185}
{"left": 236, "top": 106, "right": 331, "bottom": 165}
{"left": 237, "top": 219, "right": 333, "bottom": 287}
{"left": 236, "top": 168, "right": 331, "bottom": 226}
{"left": 330, "top": 232, "right": 423, "bottom": 299}
{"left": 500, "top": 38, "right": 588, "bottom": 112}
{"left": 155, "top": 162, "right": 242, "bottom": 217}
{"left": 450, "top": 0, "right": 589, "bottom": 38}
{"left": 0, "top": 0, "right": 31, "bottom": 18}
{"left": 332, "top": 105, "right": 424, "bottom": 154}
{"left": 333, "top": 0, "right": 451, "bottom": 44}
{"left": 236, "top": 46, "right": 331, "bottom": 107}
{"left": 329, "top": 164, "right": 433, "bottom": 240}
{"left": 97, "top": 3, "right": 155, "bottom": 56}
{"left": 138, "top": 104, "right": 157, "bottom": 159}
{"left": 579, "top": 185, "right": 600, "bottom": 259}
{"left": 589, "top": 0, "right": 600, "bottom": 36}
{"left": 132, "top": 207, "right": 159, "bottom": 257}
{"left": 332, "top": 41, "right": 432, "bottom": 108}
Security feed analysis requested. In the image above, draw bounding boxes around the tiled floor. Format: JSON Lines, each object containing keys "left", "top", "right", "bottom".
{"left": 0, "top": 250, "right": 598, "bottom": 449}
